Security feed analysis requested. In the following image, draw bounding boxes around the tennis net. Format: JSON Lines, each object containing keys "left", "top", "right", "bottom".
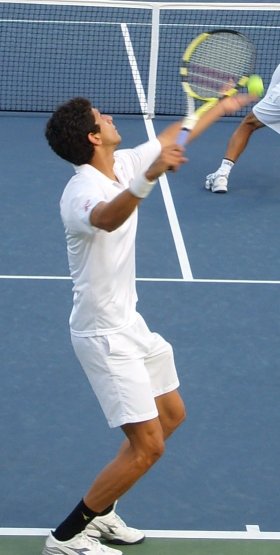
{"left": 0, "top": 0, "right": 279, "bottom": 115}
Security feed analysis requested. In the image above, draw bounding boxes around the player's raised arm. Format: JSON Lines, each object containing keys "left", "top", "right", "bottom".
{"left": 186, "top": 93, "right": 257, "bottom": 144}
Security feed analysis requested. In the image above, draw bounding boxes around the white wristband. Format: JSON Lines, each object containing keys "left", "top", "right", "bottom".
{"left": 129, "top": 174, "right": 157, "bottom": 199}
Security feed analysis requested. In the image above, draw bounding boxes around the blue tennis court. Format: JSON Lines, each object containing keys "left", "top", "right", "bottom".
{"left": 1, "top": 1, "right": 280, "bottom": 554}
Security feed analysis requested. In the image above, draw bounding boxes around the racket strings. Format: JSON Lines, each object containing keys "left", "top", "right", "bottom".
{"left": 183, "top": 32, "right": 255, "bottom": 99}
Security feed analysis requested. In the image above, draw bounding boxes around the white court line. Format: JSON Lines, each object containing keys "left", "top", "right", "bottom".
{"left": 1, "top": 275, "right": 280, "bottom": 285}
{"left": 121, "top": 22, "right": 193, "bottom": 281}
{"left": 0, "top": 527, "right": 280, "bottom": 540}
{"left": 246, "top": 525, "right": 261, "bottom": 533}
{"left": 121, "top": 22, "right": 148, "bottom": 114}
{"left": 0, "top": 275, "right": 72, "bottom": 280}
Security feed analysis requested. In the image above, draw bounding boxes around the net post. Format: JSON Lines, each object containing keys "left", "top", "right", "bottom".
{"left": 146, "top": 5, "right": 160, "bottom": 119}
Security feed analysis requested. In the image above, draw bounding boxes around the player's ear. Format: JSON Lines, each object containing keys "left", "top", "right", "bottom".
{"left": 88, "top": 131, "right": 102, "bottom": 145}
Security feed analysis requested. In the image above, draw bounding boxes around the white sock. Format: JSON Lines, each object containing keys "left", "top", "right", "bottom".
{"left": 218, "top": 158, "right": 234, "bottom": 176}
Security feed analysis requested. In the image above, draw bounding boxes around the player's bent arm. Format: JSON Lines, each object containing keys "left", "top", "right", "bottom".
{"left": 90, "top": 146, "right": 186, "bottom": 232}
{"left": 90, "top": 189, "right": 142, "bottom": 232}
{"left": 90, "top": 147, "right": 186, "bottom": 231}
{"left": 91, "top": 172, "right": 163, "bottom": 232}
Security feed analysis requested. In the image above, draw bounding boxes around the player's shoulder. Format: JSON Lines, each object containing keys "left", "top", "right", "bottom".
{"left": 61, "top": 167, "right": 93, "bottom": 203}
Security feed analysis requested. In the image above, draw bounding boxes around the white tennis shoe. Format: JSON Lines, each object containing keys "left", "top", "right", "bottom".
{"left": 42, "top": 530, "right": 122, "bottom": 555}
{"left": 205, "top": 171, "right": 229, "bottom": 193}
{"left": 86, "top": 504, "right": 145, "bottom": 545}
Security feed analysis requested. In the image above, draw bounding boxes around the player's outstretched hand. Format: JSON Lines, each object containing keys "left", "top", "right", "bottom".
{"left": 145, "top": 144, "right": 187, "bottom": 180}
{"left": 221, "top": 93, "right": 258, "bottom": 114}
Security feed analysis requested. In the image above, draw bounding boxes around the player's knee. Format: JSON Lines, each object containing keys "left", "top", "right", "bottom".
{"left": 145, "top": 435, "right": 165, "bottom": 465}
{"left": 242, "top": 112, "right": 263, "bottom": 132}
{"left": 134, "top": 437, "right": 165, "bottom": 471}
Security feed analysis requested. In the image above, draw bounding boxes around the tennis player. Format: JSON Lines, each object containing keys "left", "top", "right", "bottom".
{"left": 43, "top": 93, "right": 255, "bottom": 555}
{"left": 205, "top": 64, "right": 280, "bottom": 193}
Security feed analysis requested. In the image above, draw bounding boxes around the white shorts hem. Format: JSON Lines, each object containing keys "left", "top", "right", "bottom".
{"left": 153, "top": 379, "right": 180, "bottom": 398}
{"left": 109, "top": 409, "right": 159, "bottom": 429}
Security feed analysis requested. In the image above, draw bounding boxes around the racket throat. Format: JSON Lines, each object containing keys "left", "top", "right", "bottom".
{"left": 182, "top": 113, "right": 198, "bottom": 132}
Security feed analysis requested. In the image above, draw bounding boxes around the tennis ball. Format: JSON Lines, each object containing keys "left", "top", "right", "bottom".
{"left": 247, "top": 74, "right": 264, "bottom": 97}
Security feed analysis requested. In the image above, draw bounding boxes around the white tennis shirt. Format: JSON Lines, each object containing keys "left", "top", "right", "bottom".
{"left": 60, "top": 138, "right": 161, "bottom": 337}
{"left": 253, "top": 64, "right": 280, "bottom": 134}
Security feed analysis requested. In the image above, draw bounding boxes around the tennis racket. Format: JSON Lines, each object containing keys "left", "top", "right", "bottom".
{"left": 177, "top": 29, "right": 256, "bottom": 145}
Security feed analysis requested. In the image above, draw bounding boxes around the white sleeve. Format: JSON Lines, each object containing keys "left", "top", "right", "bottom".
{"left": 61, "top": 191, "right": 102, "bottom": 235}
{"left": 115, "top": 138, "right": 161, "bottom": 179}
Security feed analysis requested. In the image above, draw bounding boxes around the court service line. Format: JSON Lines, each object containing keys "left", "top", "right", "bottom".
{"left": 140, "top": 277, "right": 280, "bottom": 285}
{"left": 0, "top": 527, "right": 280, "bottom": 540}
{"left": 1, "top": 276, "right": 280, "bottom": 285}
{"left": 121, "top": 22, "right": 193, "bottom": 281}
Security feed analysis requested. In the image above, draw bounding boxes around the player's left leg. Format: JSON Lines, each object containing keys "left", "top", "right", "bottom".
{"left": 85, "top": 417, "right": 165, "bottom": 544}
{"left": 86, "top": 393, "right": 186, "bottom": 544}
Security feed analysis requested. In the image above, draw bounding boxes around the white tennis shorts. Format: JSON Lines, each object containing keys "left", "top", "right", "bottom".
{"left": 253, "top": 64, "right": 280, "bottom": 134}
{"left": 71, "top": 313, "right": 180, "bottom": 428}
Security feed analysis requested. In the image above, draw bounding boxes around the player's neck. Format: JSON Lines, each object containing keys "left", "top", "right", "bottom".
{"left": 91, "top": 148, "right": 117, "bottom": 181}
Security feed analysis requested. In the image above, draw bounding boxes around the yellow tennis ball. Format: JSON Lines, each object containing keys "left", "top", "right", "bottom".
{"left": 247, "top": 74, "right": 264, "bottom": 97}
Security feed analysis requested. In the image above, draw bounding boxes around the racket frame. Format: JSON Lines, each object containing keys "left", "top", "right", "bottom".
{"left": 177, "top": 29, "right": 255, "bottom": 144}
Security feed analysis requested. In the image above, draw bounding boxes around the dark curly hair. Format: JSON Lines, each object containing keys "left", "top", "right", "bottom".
{"left": 45, "top": 97, "right": 100, "bottom": 165}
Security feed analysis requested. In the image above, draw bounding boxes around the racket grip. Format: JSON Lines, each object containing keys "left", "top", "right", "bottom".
{"left": 168, "top": 127, "right": 190, "bottom": 171}
{"left": 176, "top": 127, "right": 190, "bottom": 145}
{"left": 168, "top": 126, "right": 190, "bottom": 171}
